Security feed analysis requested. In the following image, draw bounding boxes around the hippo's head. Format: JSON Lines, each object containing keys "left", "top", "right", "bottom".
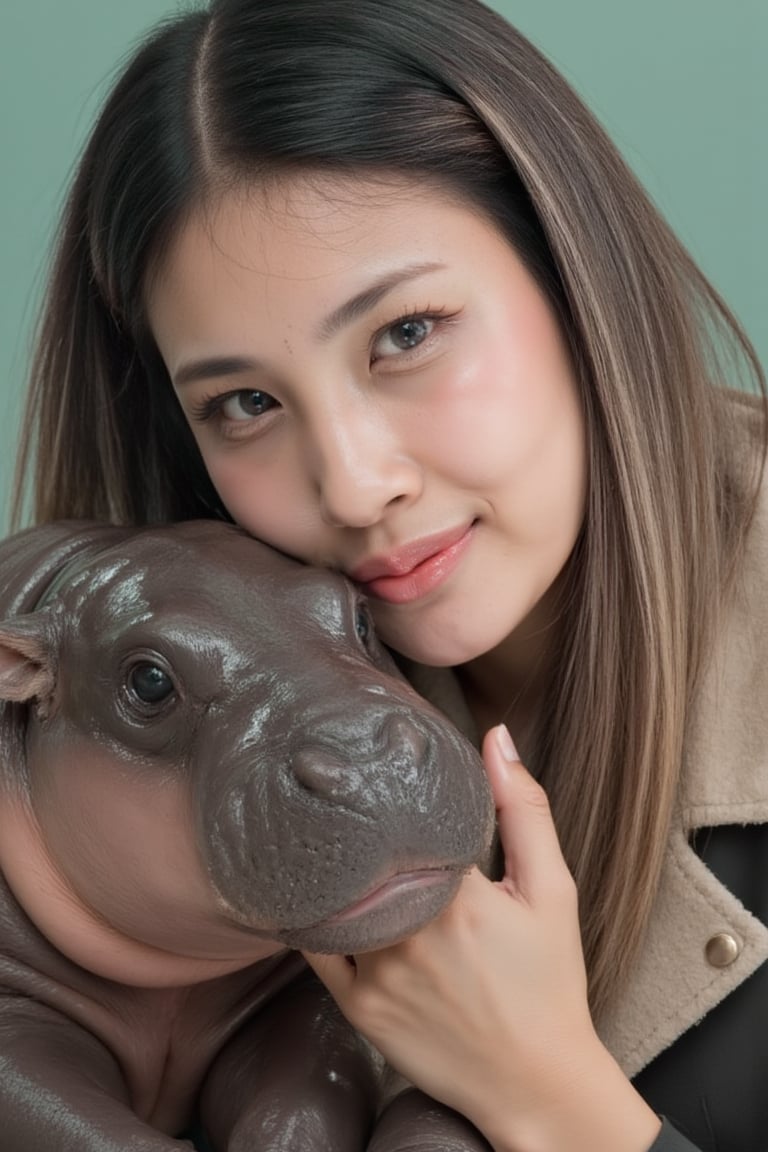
{"left": 0, "top": 521, "right": 494, "bottom": 972}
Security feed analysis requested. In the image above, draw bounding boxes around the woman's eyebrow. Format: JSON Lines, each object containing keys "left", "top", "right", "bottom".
{"left": 316, "top": 260, "right": 445, "bottom": 341}
{"left": 174, "top": 356, "right": 259, "bottom": 389}
{"left": 172, "top": 261, "right": 446, "bottom": 387}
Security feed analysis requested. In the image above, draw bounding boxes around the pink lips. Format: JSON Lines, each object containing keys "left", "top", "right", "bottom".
{"left": 350, "top": 522, "right": 475, "bottom": 605}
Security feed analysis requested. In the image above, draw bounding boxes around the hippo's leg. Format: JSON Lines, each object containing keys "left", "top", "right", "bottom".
{"left": 199, "top": 971, "right": 380, "bottom": 1152}
{"left": 366, "top": 1089, "right": 493, "bottom": 1152}
{"left": 0, "top": 998, "right": 193, "bottom": 1151}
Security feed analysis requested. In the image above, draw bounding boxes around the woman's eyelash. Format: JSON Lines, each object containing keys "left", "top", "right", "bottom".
{"left": 187, "top": 387, "right": 278, "bottom": 429}
{"left": 188, "top": 394, "right": 224, "bottom": 423}
{"left": 188, "top": 392, "right": 242, "bottom": 423}
{"left": 371, "top": 307, "right": 453, "bottom": 357}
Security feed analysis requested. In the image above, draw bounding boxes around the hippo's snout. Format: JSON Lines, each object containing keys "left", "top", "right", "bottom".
{"left": 201, "top": 693, "right": 494, "bottom": 955}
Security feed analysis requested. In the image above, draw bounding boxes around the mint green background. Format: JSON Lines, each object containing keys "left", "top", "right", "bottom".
{"left": 2, "top": 1, "right": 765, "bottom": 527}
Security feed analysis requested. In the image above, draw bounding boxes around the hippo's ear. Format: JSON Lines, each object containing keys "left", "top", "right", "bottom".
{"left": 0, "top": 613, "right": 57, "bottom": 712}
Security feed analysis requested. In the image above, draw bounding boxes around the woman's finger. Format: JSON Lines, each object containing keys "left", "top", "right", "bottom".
{"left": 482, "top": 724, "right": 574, "bottom": 903}
{"left": 302, "top": 950, "right": 358, "bottom": 997}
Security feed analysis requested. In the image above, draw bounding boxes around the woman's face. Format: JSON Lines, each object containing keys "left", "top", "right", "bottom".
{"left": 147, "top": 176, "right": 586, "bottom": 667}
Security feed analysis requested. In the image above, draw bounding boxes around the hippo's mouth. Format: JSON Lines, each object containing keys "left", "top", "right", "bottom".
{"left": 277, "top": 865, "right": 465, "bottom": 955}
{"left": 325, "top": 867, "right": 455, "bottom": 924}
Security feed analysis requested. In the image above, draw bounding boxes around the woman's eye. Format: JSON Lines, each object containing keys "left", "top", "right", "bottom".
{"left": 220, "top": 390, "right": 277, "bottom": 421}
{"left": 373, "top": 316, "right": 435, "bottom": 359}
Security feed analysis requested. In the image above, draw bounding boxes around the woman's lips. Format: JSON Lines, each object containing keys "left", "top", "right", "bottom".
{"left": 352, "top": 522, "right": 475, "bottom": 605}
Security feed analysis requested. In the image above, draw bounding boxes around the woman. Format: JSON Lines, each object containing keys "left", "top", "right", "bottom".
{"left": 12, "top": 0, "right": 768, "bottom": 1148}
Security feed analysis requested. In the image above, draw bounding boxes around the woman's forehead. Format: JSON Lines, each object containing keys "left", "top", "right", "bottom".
{"left": 151, "top": 172, "right": 503, "bottom": 307}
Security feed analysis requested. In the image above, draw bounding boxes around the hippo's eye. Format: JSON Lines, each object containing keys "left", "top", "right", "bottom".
{"left": 127, "top": 662, "right": 175, "bottom": 706}
{"left": 355, "top": 604, "right": 374, "bottom": 650}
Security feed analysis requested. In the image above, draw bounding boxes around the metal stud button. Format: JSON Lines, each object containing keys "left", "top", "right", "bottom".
{"left": 705, "top": 932, "right": 741, "bottom": 968}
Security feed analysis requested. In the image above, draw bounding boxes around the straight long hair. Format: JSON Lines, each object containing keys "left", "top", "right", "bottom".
{"left": 13, "top": 0, "right": 767, "bottom": 1021}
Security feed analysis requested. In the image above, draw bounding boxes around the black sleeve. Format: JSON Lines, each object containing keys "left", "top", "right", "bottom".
{"left": 647, "top": 1118, "right": 703, "bottom": 1151}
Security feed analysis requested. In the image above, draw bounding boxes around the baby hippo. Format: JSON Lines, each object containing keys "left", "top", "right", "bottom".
{"left": 0, "top": 519, "right": 495, "bottom": 1152}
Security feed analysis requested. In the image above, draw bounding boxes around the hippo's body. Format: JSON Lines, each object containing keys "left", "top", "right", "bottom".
{"left": 0, "top": 520, "right": 495, "bottom": 1151}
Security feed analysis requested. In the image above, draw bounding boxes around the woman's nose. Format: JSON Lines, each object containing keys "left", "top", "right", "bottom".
{"left": 310, "top": 405, "right": 423, "bottom": 528}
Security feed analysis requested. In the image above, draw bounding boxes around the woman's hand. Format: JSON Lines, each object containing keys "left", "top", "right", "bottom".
{"left": 304, "top": 726, "right": 661, "bottom": 1152}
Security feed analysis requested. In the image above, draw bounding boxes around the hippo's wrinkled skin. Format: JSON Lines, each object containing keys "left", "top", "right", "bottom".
{"left": 0, "top": 520, "right": 495, "bottom": 1152}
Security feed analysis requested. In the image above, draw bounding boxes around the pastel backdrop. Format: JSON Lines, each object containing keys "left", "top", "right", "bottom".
{"left": 2, "top": 1, "right": 765, "bottom": 527}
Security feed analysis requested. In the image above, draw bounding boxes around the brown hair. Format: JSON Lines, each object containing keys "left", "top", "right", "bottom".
{"left": 12, "top": 0, "right": 767, "bottom": 1021}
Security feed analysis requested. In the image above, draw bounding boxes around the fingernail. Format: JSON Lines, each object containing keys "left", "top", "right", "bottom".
{"left": 496, "top": 723, "right": 520, "bottom": 763}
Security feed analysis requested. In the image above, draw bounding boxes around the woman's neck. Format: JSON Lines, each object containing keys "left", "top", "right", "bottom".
{"left": 456, "top": 576, "right": 568, "bottom": 758}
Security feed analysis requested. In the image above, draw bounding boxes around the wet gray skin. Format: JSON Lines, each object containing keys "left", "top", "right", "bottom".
{"left": 0, "top": 520, "right": 495, "bottom": 1152}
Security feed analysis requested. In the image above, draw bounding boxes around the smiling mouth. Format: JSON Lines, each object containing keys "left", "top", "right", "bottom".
{"left": 351, "top": 522, "right": 476, "bottom": 605}
{"left": 350, "top": 522, "right": 473, "bottom": 583}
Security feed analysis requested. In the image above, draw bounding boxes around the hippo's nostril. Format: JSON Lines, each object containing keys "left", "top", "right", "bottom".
{"left": 383, "top": 713, "right": 429, "bottom": 760}
{"left": 290, "top": 748, "right": 349, "bottom": 799}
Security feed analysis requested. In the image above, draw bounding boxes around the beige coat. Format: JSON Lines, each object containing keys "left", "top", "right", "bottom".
{"left": 404, "top": 394, "right": 768, "bottom": 1079}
